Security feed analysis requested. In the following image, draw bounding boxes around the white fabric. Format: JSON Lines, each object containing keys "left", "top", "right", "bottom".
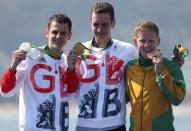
{"left": 1, "top": 47, "right": 70, "bottom": 131}
{"left": 75, "top": 39, "right": 138, "bottom": 128}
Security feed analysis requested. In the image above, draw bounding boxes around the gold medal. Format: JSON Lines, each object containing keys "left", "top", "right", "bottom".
{"left": 73, "top": 42, "right": 85, "bottom": 56}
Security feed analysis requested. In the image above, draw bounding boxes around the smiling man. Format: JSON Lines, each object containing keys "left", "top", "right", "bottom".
{"left": 73, "top": 2, "right": 138, "bottom": 131}
{"left": 124, "top": 21, "right": 186, "bottom": 131}
{"left": 0, "top": 13, "right": 78, "bottom": 131}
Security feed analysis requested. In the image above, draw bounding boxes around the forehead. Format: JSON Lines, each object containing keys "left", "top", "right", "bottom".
{"left": 49, "top": 20, "right": 70, "bottom": 31}
{"left": 137, "top": 30, "right": 158, "bottom": 39}
{"left": 91, "top": 12, "right": 112, "bottom": 23}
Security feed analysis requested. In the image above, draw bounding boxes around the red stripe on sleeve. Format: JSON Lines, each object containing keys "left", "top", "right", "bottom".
{"left": 0, "top": 69, "right": 16, "bottom": 94}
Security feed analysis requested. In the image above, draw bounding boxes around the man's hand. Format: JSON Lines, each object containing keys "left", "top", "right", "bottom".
{"left": 10, "top": 49, "right": 27, "bottom": 73}
{"left": 172, "top": 56, "right": 184, "bottom": 67}
{"left": 147, "top": 50, "right": 163, "bottom": 74}
{"left": 67, "top": 50, "right": 78, "bottom": 71}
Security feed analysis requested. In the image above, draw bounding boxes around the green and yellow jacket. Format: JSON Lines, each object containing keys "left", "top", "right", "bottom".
{"left": 125, "top": 54, "right": 186, "bottom": 131}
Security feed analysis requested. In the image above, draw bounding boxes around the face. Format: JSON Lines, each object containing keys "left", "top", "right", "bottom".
{"left": 46, "top": 20, "right": 72, "bottom": 53}
{"left": 91, "top": 12, "right": 115, "bottom": 44}
{"left": 134, "top": 30, "right": 160, "bottom": 58}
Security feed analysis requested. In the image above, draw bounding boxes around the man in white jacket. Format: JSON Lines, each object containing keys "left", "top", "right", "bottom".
{"left": 0, "top": 13, "right": 78, "bottom": 131}
{"left": 74, "top": 2, "right": 138, "bottom": 131}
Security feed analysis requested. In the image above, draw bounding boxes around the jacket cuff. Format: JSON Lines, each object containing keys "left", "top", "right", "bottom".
{"left": 0, "top": 69, "right": 16, "bottom": 93}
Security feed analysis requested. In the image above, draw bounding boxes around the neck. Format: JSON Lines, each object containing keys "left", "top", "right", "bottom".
{"left": 94, "top": 37, "right": 111, "bottom": 48}
{"left": 46, "top": 46, "right": 62, "bottom": 59}
{"left": 139, "top": 52, "right": 153, "bottom": 66}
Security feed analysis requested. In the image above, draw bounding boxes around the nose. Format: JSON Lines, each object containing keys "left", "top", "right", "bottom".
{"left": 55, "top": 32, "right": 62, "bottom": 38}
{"left": 143, "top": 41, "right": 152, "bottom": 47}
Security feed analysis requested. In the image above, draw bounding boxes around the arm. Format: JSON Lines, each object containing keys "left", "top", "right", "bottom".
{"left": 124, "top": 64, "right": 130, "bottom": 104}
{"left": 1, "top": 49, "right": 27, "bottom": 95}
{"left": 64, "top": 70, "right": 79, "bottom": 93}
{"left": 0, "top": 69, "right": 16, "bottom": 94}
{"left": 64, "top": 49, "right": 79, "bottom": 93}
{"left": 156, "top": 60, "right": 186, "bottom": 106}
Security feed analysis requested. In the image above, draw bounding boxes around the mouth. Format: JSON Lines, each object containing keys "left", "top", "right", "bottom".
{"left": 145, "top": 49, "right": 154, "bottom": 52}
{"left": 146, "top": 49, "right": 158, "bottom": 59}
{"left": 53, "top": 40, "right": 63, "bottom": 44}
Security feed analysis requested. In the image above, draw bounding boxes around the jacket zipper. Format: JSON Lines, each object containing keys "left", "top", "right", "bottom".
{"left": 55, "top": 62, "right": 58, "bottom": 74}
{"left": 141, "top": 71, "right": 146, "bottom": 131}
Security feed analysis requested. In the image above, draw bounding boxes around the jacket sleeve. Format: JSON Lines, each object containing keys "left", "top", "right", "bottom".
{"left": 156, "top": 60, "right": 186, "bottom": 106}
{"left": 0, "top": 69, "right": 16, "bottom": 94}
{"left": 64, "top": 70, "right": 79, "bottom": 93}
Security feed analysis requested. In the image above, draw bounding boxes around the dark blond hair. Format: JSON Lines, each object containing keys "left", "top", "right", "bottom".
{"left": 90, "top": 2, "right": 115, "bottom": 21}
{"left": 48, "top": 13, "right": 72, "bottom": 32}
{"left": 134, "top": 21, "right": 159, "bottom": 37}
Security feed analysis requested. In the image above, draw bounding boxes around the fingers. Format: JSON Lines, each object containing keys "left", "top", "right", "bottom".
{"left": 152, "top": 55, "right": 162, "bottom": 64}
{"left": 172, "top": 56, "right": 184, "bottom": 67}
{"left": 147, "top": 50, "right": 162, "bottom": 64}
{"left": 68, "top": 49, "right": 78, "bottom": 57}
{"left": 67, "top": 50, "right": 78, "bottom": 70}
{"left": 73, "top": 42, "right": 85, "bottom": 56}
{"left": 68, "top": 50, "right": 78, "bottom": 62}
{"left": 12, "top": 49, "right": 27, "bottom": 61}
{"left": 147, "top": 50, "right": 159, "bottom": 59}
{"left": 153, "top": 54, "right": 163, "bottom": 73}
{"left": 10, "top": 49, "right": 27, "bottom": 72}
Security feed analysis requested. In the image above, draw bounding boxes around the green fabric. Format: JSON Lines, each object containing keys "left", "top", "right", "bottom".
{"left": 125, "top": 59, "right": 138, "bottom": 74}
{"left": 32, "top": 45, "right": 59, "bottom": 58}
{"left": 156, "top": 58, "right": 185, "bottom": 105}
{"left": 124, "top": 59, "right": 138, "bottom": 103}
{"left": 139, "top": 52, "right": 153, "bottom": 66}
{"left": 129, "top": 117, "right": 134, "bottom": 131}
{"left": 139, "top": 53, "right": 154, "bottom": 71}
{"left": 152, "top": 109, "right": 175, "bottom": 131}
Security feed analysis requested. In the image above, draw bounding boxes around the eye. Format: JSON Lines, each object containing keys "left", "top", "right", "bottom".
{"left": 149, "top": 40, "right": 155, "bottom": 44}
{"left": 52, "top": 31, "right": 58, "bottom": 35}
{"left": 102, "top": 23, "right": 109, "bottom": 28}
{"left": 60, "top": 31, "right": 66, "bottom": 35}
{"left": 93, "top": 23, "right": 99, "bottom": 28}
{"left": 140, "top": 39, "right": 146, "bottom": 44}
{"left": 51, "top": 31, "right": 66, "bottom": 36}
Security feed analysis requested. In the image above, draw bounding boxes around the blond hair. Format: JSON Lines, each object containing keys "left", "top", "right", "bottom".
{"left": 134, "top": 21, "right": 159, "bottom": 37}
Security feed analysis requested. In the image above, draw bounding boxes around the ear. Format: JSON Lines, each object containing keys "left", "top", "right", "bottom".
{"left": 68, "top": 32, "right": 72, "bottom": 40}
{"left": 45, "top": 28, "right": 49, "bottom": 38}
{"left": 111, "top": 18, "right": 116, "bottom": 28}
{"left": 134, "top": 37, "right": 138, "bottom": 47}
{"left": 157, "top": 37, "right": 160, "bottom": 46}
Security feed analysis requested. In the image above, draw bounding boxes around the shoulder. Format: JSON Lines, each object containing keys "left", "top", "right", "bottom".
{"left": 125, "top": 59, "right": 139, "bottom": 67}
{"left": 113, "top": 39, "right": 138, "bottom": 51}
{"left": 29, "top": 45, "right": 45, "bottom": 53}
{"left": 113, "top": 39, "right": 133, "bottom": 47}
{"left": 112, "top": 39, "right": 139, "bottom": 59}
{"left": 124, "top": 59, "right": 139, "bottom": 74}
{"left": 28, "top": 45, "right": 44, "bottom": 59}
{"left": 163, "top": 58, "right": 179, "bottom": 68}
{"left": 163, "top": 57, "right": 182, "bottom": 73}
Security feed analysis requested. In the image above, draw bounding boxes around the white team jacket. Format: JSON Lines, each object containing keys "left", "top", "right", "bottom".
{"left": 1, "top": 47, "right": 70, "bottom": 131}
{"left": 75, "top": 39, "right": 138, "bottom": 128}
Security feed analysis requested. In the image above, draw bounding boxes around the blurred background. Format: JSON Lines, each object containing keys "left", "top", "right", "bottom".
{"left": 0, "top": 0, "right": 190, "bottom": 130}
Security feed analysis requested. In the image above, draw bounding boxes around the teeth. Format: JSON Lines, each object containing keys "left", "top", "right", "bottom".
{"left": 145, "top": 49, "right": 154, "bottom": 52}
{"left": 147, "top": 50, "right": 158, "bottom": 59}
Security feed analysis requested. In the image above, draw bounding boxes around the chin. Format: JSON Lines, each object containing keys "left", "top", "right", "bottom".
{"left": 141, "top": 53, "right": 147, "bottom": 58}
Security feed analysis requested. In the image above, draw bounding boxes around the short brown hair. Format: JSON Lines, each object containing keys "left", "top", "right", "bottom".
{"left": 90, "top": 2, "right": 115, "bottom": 21}
{"left": 134, "top": 21, "right": 159, "bottom": 37}
{"left": 48, "top": 13, "right": 72, "bottom": 32}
